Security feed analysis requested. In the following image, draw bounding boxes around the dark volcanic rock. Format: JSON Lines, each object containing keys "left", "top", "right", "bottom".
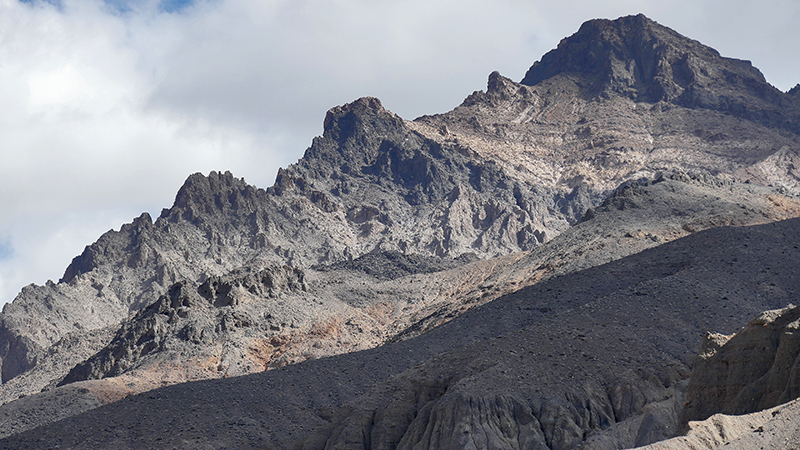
{"left": 521, "top": 14, "right": 800, "bottom": 134}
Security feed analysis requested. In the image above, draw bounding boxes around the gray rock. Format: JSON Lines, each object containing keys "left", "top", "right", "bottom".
{"left": 1, "top": 13, "right": 800, "bottom": 450}
{"left": 521, "top": 14, "right": 800, "bottom": 134}
{"left": 681, "top": 304, "right": 800, "bottom": 425}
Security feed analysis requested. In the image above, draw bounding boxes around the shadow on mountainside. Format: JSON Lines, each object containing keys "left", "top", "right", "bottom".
{"left": 2, "top": 217, "right": 800, "bottom": 449}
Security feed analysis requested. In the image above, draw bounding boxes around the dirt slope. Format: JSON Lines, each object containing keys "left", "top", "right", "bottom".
{"left": 3, "top": 217, "right": 800, "bottom": 448}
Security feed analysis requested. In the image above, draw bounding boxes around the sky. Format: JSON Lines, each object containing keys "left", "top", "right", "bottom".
{"left": 0, "top": 0, "right": 798, "bottom": 304}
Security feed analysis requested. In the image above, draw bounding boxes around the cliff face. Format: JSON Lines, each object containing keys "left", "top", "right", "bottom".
{"left": 274, "top": 96, "right": 575, "bottom": 257}
{"left": 681, "top": 305, "right": 800, "bottom": 424}
{"left": 633, "top": 305, "right": 800, "bottom": 450}
{"left": 0, "top": 13, "right": 800, "bottom": 450}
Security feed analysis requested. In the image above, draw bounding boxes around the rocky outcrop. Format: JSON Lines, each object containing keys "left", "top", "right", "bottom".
{"left": 0, "top": 281, "right": 129, "bottom": 383}
{"left": 57, "top": 263, "right": 311, "bottom": 385}
{"left": 636, "top": 302, "right": 800, "bottom": 450}
{"left": 313, "top": 251, "right": 478, "bottom": 281}
{"left": 277, "top": 96, "right": 587, "bottom": 257}
{"left": 521, "top": 14, "right": 800, "bottom": 134}
{"left": 312, "top": 376, "right": 683, "bottom": 450}
{"left": 633, "top": 402, "right": 794, "bottom": 450}
{"left": 680, "top": 305, "right": 800, "bottom": 425}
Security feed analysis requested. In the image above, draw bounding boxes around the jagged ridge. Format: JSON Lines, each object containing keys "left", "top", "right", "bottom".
{"left": 0, "top": 97, "right": 586, "bottom": 385}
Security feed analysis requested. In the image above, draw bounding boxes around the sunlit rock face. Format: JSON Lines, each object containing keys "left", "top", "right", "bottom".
{"left": 1, "top": 13, "right": 800, "bottom": 450}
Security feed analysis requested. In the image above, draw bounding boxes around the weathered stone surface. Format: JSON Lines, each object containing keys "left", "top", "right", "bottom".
{"left": 632, "top": 401, "right": 794, "bottom": 450}
{"left": 634, "top": 302, "right": 800, "bottom": 450}
{"left": 0, "top": 13, "right": 800, "bottom": 450}
{"left": 56, "top": 262, "right": 341, "bottom": 386}
{"left": 4, "top": 215, "right": 800, "bottom": 448}
{"left": 681, "top": 305, "right": 800, "bottom": 425}
{"left": 521, "top": 14, "right": 800, "bottom": 134}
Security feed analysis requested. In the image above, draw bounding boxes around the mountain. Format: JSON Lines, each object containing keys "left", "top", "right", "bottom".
{"left": 3, "top": 211, "right": 800, "bottom": 449}
{"left": 520, "top": 14, "right": 800, "bottom": 135}
{"left": 0, "top": 13, "right": 799, "bottom": 449}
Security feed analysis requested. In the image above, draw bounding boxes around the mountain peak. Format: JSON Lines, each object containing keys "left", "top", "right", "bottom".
{"left": 520, "top": 14, "right": 759, "bottom": 101}
{"left": 322, "top": 96, "right": 396, "bottom": 136}
{"left": 520, "top": 14, "right": 799, "bottom": 133}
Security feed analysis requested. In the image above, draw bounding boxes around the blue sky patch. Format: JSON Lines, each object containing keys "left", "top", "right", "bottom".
{"left": 18, "top": 0, "right": 196, "bottom": 14}
{"left": 0, "top": 239, "right": 12, "bottom": 262}
{"left": 157, "top": 0, "right": 195, "bottom": 13}
{"left": 19, "top": 0, "right": 63, "bottom": 9}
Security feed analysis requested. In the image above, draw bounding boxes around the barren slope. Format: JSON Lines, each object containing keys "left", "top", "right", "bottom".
{"left": 3, "top": 217, "right": 800, "bottom": 449}
{"left": 0, "top": 172, "right": 793, "bottom": 440}
{"left": 0, "top": 13, "right": 799, "bottom": 450}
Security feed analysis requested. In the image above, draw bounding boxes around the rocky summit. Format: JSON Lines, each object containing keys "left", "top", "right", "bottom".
{"left": 1, "top": 13, "right": 800, "bottom": 450}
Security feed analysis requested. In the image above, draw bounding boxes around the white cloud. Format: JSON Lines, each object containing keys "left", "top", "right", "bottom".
{"left": 0, "top": 0, "right": 798, "bottom": 304}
